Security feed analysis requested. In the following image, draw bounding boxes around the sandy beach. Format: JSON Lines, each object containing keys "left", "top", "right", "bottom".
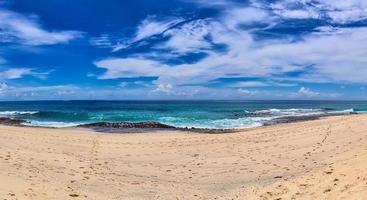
{"left": 0, "top": 114, "right": 367, "bottom": 199}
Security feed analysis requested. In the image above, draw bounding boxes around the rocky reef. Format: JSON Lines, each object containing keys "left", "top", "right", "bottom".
{"left": 78, "top": 121, "right": 176, "bottom": 129}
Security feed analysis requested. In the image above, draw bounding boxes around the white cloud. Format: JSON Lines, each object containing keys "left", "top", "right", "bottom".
{"left": 0, "top": 83, "right": 80, "bottom": 100}
{"left": 231, "top": 81, "right": 269, "bottom": 88}
{"left": 274, "top": 9, "right": 318, "bottom": 19}
{"left": 0, "top": 9, "right": 82, "bottom": 45}
{"left": 186, "top": 0, "right": 273, "bottom": 28}
{"left": 89, "top": 34, "right": 114, "bottom": 48}
{"left": 152, "top": 84, "right": 201, "bottom": 96}
{"left": 291, "top": 86, "right": 343, "bottom": 99}
{"left": 0, "top": 82, "right": 9, "bottom": 93}
{"left": 0, "top": 68, "right": 32, "bottom": 79}
{"left": 222, "top": 7, "right": 271, "bottom": 29}
{"left": 91, "top": 16, "right": 184, "bottom": 51}
{"left": 134, "top": 16, "right": 183, "bottom": 42}
{"left": 297, "top": 87, "right": 320, "bottom": 97}
{"left": 318, "top": 0, "right": 367, "bottom": 23}
{"left": 153, "top": 83, "right": 173, "bottom": 94}
{"left": 0, "top": 68, "right": 51, "bottom": 79}
{"left": 89, "top": 34, "right": 129, "bottom": 52}
{"left": 14, "top": 85, "right": 78, "bottom": 92}
{"left": 237, "top": 88, "right": 261, "bottom": 95}
{"left": 269, "top": 1, "right": 319, "bottom": 19}
{"left": 266, "top": 0, "right": 367, "bottom": 23}
{"left": 160, "top": 19, "right": 211, "bottom": 54}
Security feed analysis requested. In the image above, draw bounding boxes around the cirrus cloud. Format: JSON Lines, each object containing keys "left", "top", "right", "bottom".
{"left": 0, "top": 8, "right": 82, "bottom": 45}
{"left": 0, "top": 68, "right": 51, "bottom": 80}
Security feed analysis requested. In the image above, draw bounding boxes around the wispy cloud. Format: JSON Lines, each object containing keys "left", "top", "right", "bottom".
{"left": 90, "top": 16, "right": 184, "bottom": 52}
{"left": 0, "top": 68, "right": 51, "bottom": 80}
{"left": 222, "top": 7, "right": 271, "bottom": 29}
{"left": 230, "top": 81, "right": 269, "bottom": 88}
{"left": 237, "top": 88, "right": 262, "bottom": 95}
{"left": 0, "top": 83, "right": 80, "bottom": 100}
{"left": 290, "top": 86, "right": 343, "bottom": 99}
{"left": 134, "top": 16, "right": 183, "bottom": 42}
{"left": 0, "top": 9, "right": 82, "bottom": 45}
{"left": 89, "top": 34, "right": 115, "bottom": 48}
{"left": 159, "top": 19, "right": 212, "bottom": 54}
{"left": 263, "top": 0, "right": 367, "bottom": 23}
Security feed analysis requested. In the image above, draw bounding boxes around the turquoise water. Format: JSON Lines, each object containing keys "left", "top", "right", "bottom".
{"left": 0, "top": 100, "right": 366, "bottom": 129}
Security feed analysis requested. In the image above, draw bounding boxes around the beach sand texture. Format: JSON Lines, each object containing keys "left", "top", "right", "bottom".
{"left": 0, "top": 115, "right": 367, "bottom": 199}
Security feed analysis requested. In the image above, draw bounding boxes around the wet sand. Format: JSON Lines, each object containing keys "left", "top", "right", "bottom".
{"left": 0, "top": 114, "right": 367, "bottom": 199}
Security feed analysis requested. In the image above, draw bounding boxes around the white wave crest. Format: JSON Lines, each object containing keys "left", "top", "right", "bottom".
{"left": 253, "top": 108, "right": 325, "bottom": 116}
{"left": 22, "top": 121, "right": 82, "bottom": 128}
{"left": 0, "top": 111, "right": 39, "bottom": 116}
{"left": 159, "top": 116, "right": 272, "bottom": 129}
{"left": 328, "top": 108, "right": 355, "bottom": 114}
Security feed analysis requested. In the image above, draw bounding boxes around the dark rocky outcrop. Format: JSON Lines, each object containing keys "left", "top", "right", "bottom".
{"left": 264, "top": 115, "right": 321, "bottom": 126}
{"left": 0, "top": 117, "right": 27, "bottom": 126}
{"left": 78, "top": 121, "right": 176, "bottom": 129}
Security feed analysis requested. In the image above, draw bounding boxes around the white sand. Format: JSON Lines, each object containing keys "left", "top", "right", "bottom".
{"left": 0, "top": 115, "right": 367, "bottom": 199}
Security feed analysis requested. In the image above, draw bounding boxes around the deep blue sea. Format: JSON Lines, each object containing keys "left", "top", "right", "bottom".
{"left": 0, "top": 100, "right": 366, "bottom": 129}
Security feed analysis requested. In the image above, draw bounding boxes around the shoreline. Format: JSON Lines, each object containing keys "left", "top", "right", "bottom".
{"left": 0, "top": 114, "right": 367, "bottom": 199}
{"left": 0, "top": 111, "right": 359, "bottom": 134}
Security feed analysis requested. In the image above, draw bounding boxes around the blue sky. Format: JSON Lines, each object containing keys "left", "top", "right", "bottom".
{"left": 0, "top": 0, "right": 366, "bottom": 100}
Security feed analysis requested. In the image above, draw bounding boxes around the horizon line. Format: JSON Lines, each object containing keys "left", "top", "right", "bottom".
{"left": 0, "top": 99, "right": 367, "bottom": 102}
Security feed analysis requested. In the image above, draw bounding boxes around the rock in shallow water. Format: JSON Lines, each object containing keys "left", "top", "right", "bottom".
{"left": 0, "top": 117, "right": 27, "bottom": 126}
{"left": 77, "top": 121, "right": 176, "bottom": 129}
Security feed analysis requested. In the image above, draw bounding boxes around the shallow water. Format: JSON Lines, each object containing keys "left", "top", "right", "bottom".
{"left": 0, "top": 100, "right": 366, "bottom": 129}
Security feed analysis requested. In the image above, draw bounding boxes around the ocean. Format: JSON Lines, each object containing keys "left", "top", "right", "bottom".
{"left": 0, "top": 100, "right": 366, "bottom": 129}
